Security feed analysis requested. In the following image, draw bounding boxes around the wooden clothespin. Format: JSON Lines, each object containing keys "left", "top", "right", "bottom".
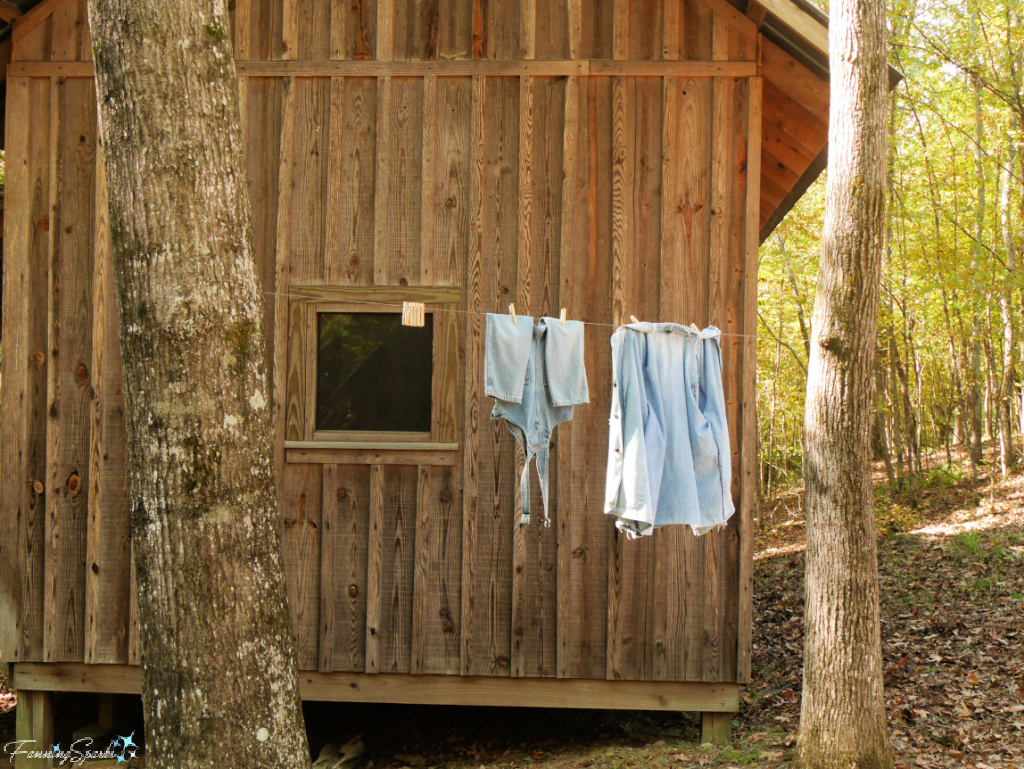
{"left": 509, "top": 303, "right": 518, "bottom": 325}
{"left": 559, "top": 308, "right": 567, "bottom": 327}
{"left": 402, "top": 301, "right": 426, "bottom": 327}
{"left": 691, "top": 321, "right": 701, "bottom": 332}
{"left": 629, "top": 315, "right": 640, "bottom": 325}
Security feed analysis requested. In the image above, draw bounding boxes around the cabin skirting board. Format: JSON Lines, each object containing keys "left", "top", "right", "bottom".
{"left": 10, "top": 663, "right": 739, "bottom": 712}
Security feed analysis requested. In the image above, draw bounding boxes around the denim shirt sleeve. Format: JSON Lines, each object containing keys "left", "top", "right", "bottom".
{"left": 604, "top": 327, "right": 657, "bottom": 535}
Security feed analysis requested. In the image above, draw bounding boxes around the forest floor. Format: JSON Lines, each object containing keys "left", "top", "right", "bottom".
{"left": 1, "top": 450, "right": 1022, "bottom": 768}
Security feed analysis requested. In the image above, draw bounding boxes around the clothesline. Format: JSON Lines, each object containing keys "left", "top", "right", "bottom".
{"left": 260, "top": 289, "right": 808, "bottom": 344}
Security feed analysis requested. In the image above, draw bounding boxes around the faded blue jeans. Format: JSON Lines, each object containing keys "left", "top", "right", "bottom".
{"left": 604, "top": 323, "right": 734, "bottom": 538}
{"left": 485, "top": 314, "right": 589, "bottom": 526}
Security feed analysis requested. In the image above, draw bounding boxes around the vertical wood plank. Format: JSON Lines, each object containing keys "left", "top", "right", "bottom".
{"left": 566, "top": 0, "right": 582, "bottom": 59}
{"left": 557, "top": 74, "right": 612, "bottom": 680}
{"left": 411, "top": 464, "right": 462, "bottom": 673}
{"left": 365, "top": 465, "right": 417, "bottom": 674}
{"left": 349, "top": 0, "right": 377, "bottom": 61}
{"left": 555, "top": 74, "right": 578, "bottom": 679}
{"left": 44, "top": 76, "right": 96, "bottom": 664}
{"left": 0, "top": 76, "right": 50, "bottom": 663}
{"left": 373, "top": 76, "right": 392, "bottom": 285}
{"left": 274, "top": 74, "right": 323, "bottom": 671}
{"left": 423, "top": 77, "right": 473, "bottom": 287}
{"left": 49, "top": 0, "right": 86, "bottom": 62}
{"left": 737, "top": 77, "right": 762, "bottom": 685}
{"left": 273, "top": 77, "right": 297, "bottom": 474}
{"left": 439, "top": 0, "right": 473, "bottom": 59}
{"left": 330, "top": 0, "right": 348, "bottom": 59}
{"left": 516, "top": 75, "right": 534, "bottom": 310}
{"left": 298, "top": 0, "right": 332, "bottom": 59}
{"left": 327, "top": 464, "right": 371, "bottom": 672}
{"left": 612, "top": 0, "right": 629, "bottom": 59}
{"left": 629, "top": 0, "right": 664, "bottom": 60}
{"left": 511, "top": 76, "right": 563, "bottom": 679}
{"left": 565, "top": 77, "right": 614, "bottom": 680}
{"left": 291, "top": 78, "right": 330, "bottom": 283}
{"left": 325, "top": 77, "right": 348, "bottom": 283}
{"left": 580, "top": 0, "right": 613, "bottom": 58}
{"left": 325, "top": 77, "right": 377, "bottom": 285}
{"left": 633, "top": 84, "right": 665, "bottom": 679}
{"left": 459, "top": 74, "right": 486, "bottom": 674}
{"left": 319, "top": 465, "right": 339, "bottom": 672}
{"left": 377, "top": 0, "right": 394, "bottom": 60}
{"left": 280, "top": 464, "right": 323, "bottom": 670}
{"left": 478, "top": 0, "right": 520, "bottom": 59}
{"left": 607, "top": 75, "right": 657, "bottom": 683}
{"left": 535, "top": 0, "right": 568, "bottom": 59}
{"left": 609, "top": 76, "right": 632, "bottom": 327}
{"left": 381, "top": 78, "right": 424, "bottom": 285}
{"left": 702, "top": 74, "right": 733, "bottom": 683}
{"left": 420, "top": 75, "right": 439, "bottom": 280}
{"left": 685, "top": 0, "right": 713, "bottom": 60}
{"left": 365, "top": 464, "right": 384, "bottom": 672}
{"left": 284, "top": 301, "right": 307, "bottom": 442}
{"left": 464, "top": 76, "right": 518, "bottom": 677}
{"left": 510, "top": 71, "right": 534, "bottom": 679}
{"left": 282, "top": 0, "right": 299, "bottom": 60}
{"left": 394, "top": 0, "right": 438, "bottom": 60}
{"left": 664, "top": 0, "right": 682, "bottom": 60}
{"left": 431, "top": 304, "right": 461, "bottom": 443}
{"left": 84, "top": 143, "right": 131, "bottom": 665}
{"left": 519, "top": 0, "right": 536, "bottom": 59}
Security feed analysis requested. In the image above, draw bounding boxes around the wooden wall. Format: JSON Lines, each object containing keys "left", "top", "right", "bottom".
{"left": 0, "top": 0, "right": 788, "bottom": 687}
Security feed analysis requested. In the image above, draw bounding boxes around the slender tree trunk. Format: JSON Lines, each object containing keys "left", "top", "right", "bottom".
{"left": 795, "top": 0, "right": 893, "bottom": 760}
{"left": 968, "top": 61, "right": 985, "bottom": 466}
{"left": 86, "top": 2, "right": 312, "bottom": 767}
{"left": 998, "top": 130, "right": 1018, "bottom": 474}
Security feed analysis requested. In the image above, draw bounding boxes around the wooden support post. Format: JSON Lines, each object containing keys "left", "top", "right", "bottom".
{"left": 701, "top": 711, "right": 731, "bottom": 745}
{"left": 14, "top": 689, "right": 53, "bottom": 769}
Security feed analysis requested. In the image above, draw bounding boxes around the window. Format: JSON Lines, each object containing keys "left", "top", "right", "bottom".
{"left": 283, "top": 285, "right": 460, "bottom": 461}
{"left": 315, "top": 312, "right": 434, "bottom": 434}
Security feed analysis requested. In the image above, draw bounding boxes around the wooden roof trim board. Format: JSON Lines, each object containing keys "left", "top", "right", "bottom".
{"left": 752, "top": 0, "right": 829, "bottom": 57}
{"left": 10, "top": 0, "right": 72, "bottom": 44}
{"left": 0, "top": 3, "right": 21, "bottom": 24}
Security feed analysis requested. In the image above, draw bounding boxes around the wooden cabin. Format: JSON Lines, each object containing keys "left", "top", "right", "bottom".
{"left": 0, "top": 0, "right": 834, "bottom": 751}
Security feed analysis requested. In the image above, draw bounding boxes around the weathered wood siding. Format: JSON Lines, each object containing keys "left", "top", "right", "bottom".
{"left": 1, "top": 0, "right": 821, "bottom": 687}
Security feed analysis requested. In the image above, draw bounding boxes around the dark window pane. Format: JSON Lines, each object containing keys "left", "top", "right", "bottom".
{"left": 315, "top": 312, "right": 433, "bottom": 433}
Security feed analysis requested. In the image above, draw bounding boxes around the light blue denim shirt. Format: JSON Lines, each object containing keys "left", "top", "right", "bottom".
{"left": 485, "top": 314, "right": 589, "bottom": 526}
{"left": 604, "top": 322, "right": 734, "bottom": 538}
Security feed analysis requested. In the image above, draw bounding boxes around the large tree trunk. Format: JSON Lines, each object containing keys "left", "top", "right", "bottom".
{"left": 795, "top": 0, "right": 893, "bottom": 761}
{"left": 86, "top": 2, "right": 312, "bottom": 767}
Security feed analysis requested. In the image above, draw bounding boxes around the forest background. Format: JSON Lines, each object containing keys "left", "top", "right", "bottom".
{"left": 758, "top": 0, "right": 1024, "bottom": 509}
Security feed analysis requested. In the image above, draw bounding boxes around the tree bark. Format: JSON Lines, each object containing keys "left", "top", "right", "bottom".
{"left": 795, "top": 0, "right": 893, "bottom": 761}
{"left": 85, "top": 2, "right": 312, "bottom": 767}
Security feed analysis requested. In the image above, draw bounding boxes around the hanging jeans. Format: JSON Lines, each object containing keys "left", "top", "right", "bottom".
{"left": 604, "top": 322, "right": 734, "bottom": 538}
{"left": 485, "top": 314, "right": 590, "bottom": 526}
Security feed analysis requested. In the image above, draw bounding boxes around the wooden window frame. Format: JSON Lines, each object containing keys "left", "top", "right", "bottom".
{"left": 283, "top": 285, "right": 460, "bottom": 465}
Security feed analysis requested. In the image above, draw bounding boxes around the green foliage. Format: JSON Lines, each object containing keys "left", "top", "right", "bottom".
{"left": 921, "top": 463, "right": 963, "bottom": 489}
{"left": 758, "top": 0, "right": 1024, "bottom": 499}
{"left": 954, "top": 530, "right": 982, "bottom": 556}
{"left": 875, "top": 499, "right": 922, "bottom": 537}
